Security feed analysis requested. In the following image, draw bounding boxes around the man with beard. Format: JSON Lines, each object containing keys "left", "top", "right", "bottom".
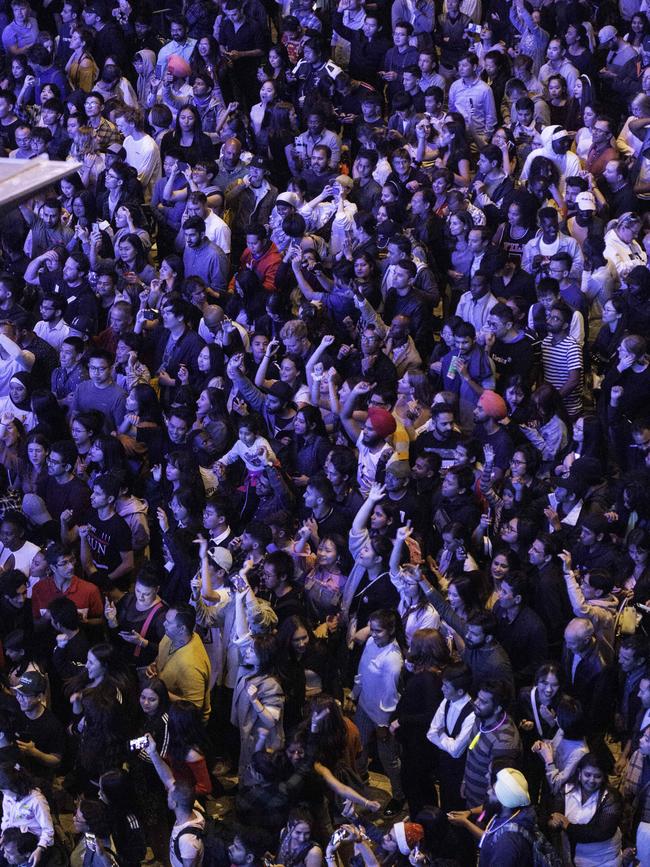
{"left": 449, "top": 767, "right": 537, "bottom": 865}
{"left": 540, "top": 300, "right": 584, "bottom": 418}
{"left": 341, "top": 396, "right": 396, "bottom": 496}
{"left": 520, "top": 126, "right": 581, "bottom": 194}
{"left": 461, "top": 680, "right": 521, "bottom": 808}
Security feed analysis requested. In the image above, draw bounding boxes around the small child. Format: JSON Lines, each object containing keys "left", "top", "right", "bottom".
{"left": 215, "top": 415, "right": 277, "bottom": 481}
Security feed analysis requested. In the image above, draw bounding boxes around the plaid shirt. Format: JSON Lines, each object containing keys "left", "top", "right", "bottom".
{"left": 90, "top": 117, "right": 122, "bottom": 150}
{"left": 623, "top": 748, "right": 650, "bottom": 823}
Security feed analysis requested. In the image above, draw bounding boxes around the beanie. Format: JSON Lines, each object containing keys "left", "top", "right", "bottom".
{"left": 478, "top": 390, "right": 507, "bottom": 421}
{"left": 367, "top": 407, "right": 397, "bottom": 439}
{"left": 494, "top": 768, "right": 531, "bottom": 808}
{"left": 393, "top": 822, "right": 424, "bottom": 855}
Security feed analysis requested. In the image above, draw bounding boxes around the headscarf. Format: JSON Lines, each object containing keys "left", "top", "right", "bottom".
{"left": 135, "top": 49, "right": 156, "bottom": 106}
{"left": 9, "top": 372, "right": 33, "bottom": 411}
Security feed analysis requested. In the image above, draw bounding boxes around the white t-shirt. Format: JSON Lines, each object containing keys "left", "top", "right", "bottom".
{"left": 170, "top": 812, "right": 205, "bottom": 867}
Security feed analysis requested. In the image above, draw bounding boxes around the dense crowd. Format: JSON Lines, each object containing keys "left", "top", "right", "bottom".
{"left": 3, "top": 0, "right": 650, "bottom": 865}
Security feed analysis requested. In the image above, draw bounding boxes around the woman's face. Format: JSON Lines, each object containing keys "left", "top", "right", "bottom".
{"left": 27, "top": 441, "right": 47, "bottom": 467}
{"left": 259, "top": 81, "right": 275, "bottom": 102}
{"left": 618, "top": 341, "right": 637, "bottom": 366}
{"left": 196, "top": 389, "right": 211, "bottom": 415}
{"left": 507, "top": 203, "right": 522, "bottom": 226}
{"left": 86, "top": 650, "right": 103, "bottom": 681}
{"left": 573, "top": 417, "right": 584, "bottom": 442}
{"left": 491, "top": 553, "right": 510, "bottom": 582}
{"left": 140, "top": 687, "right": 160, "bottom": 716}
{"left": 632, "top": 14, "right": 645, "bottom": 32}
{"left": 492, "top": 129, "right": 508, "bottom": 148}
{"left": 500, "top": 517, "right": 519, "bottom": 544}
{"left": 317, "top": 538, "right": 338, "bottom": 568}
{"left": 198, "top": 37, "right": 210, "bottom": 56}
{"left": 70, "top": 421, "right": 90, "bottom": 446}
{"left": 89, "top": 441, "right": 104, "bottom": 464}
{"left": 441, "top": 325, "right": 455, "bottom": 346}
{"left": 370, "top": 504, "right": 390, "bottom": 531}
{"left": 579, "top": 764, "right": 604, "bottom": 795}
{"left": 548, "top": 79, "right": 563, "bottom": 101}
{"left": 397, "top": 372, "right": 410, "bottom": 396}
{"left": 159, "top": 259, "right": 175, "bottom": 280}
{"left": 537, "top": 672, "right": 560, "bottom": 703}
{"left": 602, "top": 300, "right": 620, "bottom": 324}
{"left": 72, "top": 195, "right": 86, "bottom": 218}
{"left": 280, "top": 357, "right": 298, "bottom": 382}
{"left": 170, "top": 496, "right": 188, "bottom": 523}
{"left": 41, "top": 85, "right": 55, "bottom": 103}
{"left": 125, "top": 389, "right": 138, "bottom": 412}
{"left": 447, "top": 583, "right": 462, "bottom": 611}
{"left": 9, "top": 381, "right": 26, "bottom": 405}
{"left": 115, "top": 206, "right": 129, "bottom": 228}
{"left": 291, "top": 822, "right": 311, "bottom": 845}
{"left": 291, "top": 626, "right": 309, "bottom": 656}
{"left": 629, "top": 543, "right": 649, "bottom": 565}
{"left": 11, "top": 59, "right": 24, "bottom": 79}
{"left": 293, "top": 411, "right": 307, "bottom": 435}
{"left": 449, "top": 214, "right": 464, "bottom": 236}
{"left": 506, "top": 384, "right": 524, "bottom": 407}
{"left": 376, "top": 204, "right": 389, "bottom": 223}
{"left": 116, "top": 340, "right": 132, "bottom": 366}
{"left": 583, "top": 105, "right": 596, "bottom": 127}
{"left": 61, "top": 179, "right": 75, "bottom": 199}
{"left": 134, "top": 580, "right": 158, "bottom": 607}
{"left": 165, "top": 461, "right": 180, "bottom": 482}
{"left": 197, "top": 346, "right": 211, "bottom": 372}
{"left": 432, "top": 176, "right": 448, "bottom": 196}
{"left": 119, "top": 240, "right": 136, "bottom": 262}
{"left": 286, "top": 740, "right": 305, "bottom": 766}
{"left": 4, "top": 423, "right": 19, "bottom": 447}
{"left": 573, "top": 79, "right": 583, "bottom": 99}
{"left": 178, "top": 109, "right": 195, "bottom": 131}
{"left": 269, "top": 48, "right": 282, "bottom": 69}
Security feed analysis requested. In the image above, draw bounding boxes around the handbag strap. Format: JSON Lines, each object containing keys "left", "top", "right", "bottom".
{"left": 133, "top": 602, "right": 164, "bottom": 658}
{"left": 530, "top": 686, "right": 545, "bottom": 736}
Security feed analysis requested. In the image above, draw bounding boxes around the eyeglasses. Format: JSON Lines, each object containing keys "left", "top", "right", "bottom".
{"left": 88, "top": 365, "right": 109, "bottom": 372}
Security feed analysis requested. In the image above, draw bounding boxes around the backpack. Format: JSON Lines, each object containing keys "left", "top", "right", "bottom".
{"left": 173, "top": 813, "right": 228, "bottom": 867}
{"left": 494, "top": 822, "right": 564, "bottom": 867}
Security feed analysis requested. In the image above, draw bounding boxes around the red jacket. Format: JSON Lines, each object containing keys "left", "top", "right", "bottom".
{"left": 230, "top": 242, "right": 281, "bottom": 293}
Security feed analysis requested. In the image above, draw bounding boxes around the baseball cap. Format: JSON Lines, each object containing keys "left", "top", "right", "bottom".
{"left": 576, "top": 191, "right": 596, "bottom": 212}
{"left": 276, "top": 192, "right": 300, "bottom": 208}
{"left": 385, "top": 460, "right": 411, "bottom": 479}
{"left": 249, "top": 155, "right": 268, "bottom": 171}
{"left": 16, "top": 671, "right": 47, "bottom": 696}
{"left": 101, "top": 142, "right": 126, "bottom": 157}
{"left": 598, "top": 25, "right": 617, "bottom": 44}
{"left": 208, "top": 546, "right": 233, "bottom": 571}
{"left": 67, "top": 315, "right": 94, "bottom": 337}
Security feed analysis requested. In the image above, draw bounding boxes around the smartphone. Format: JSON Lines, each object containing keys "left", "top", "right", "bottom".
{"left": 129, "top": 736, "right": 148, "bottom": 751}
{"left": 85, "top": 833, "right": 96, "bottom": 851}
{"left": 143, "top": 309, "right": 159, "bottom": 321}
{"left": 466, "top": 22, "right": 481, "bottom": 34}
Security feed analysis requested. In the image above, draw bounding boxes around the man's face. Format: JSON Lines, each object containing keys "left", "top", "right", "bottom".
{"left": 84, "top": 96, "right": 102, "bottom": 118}
{"left": 15, "top": 128, "right": 31, "bottom": 150}
{"left": 454, "top": 335, "right": 473, "bottom": 357}
{"left": 485, "top": 313, "right": 509, "bottom": 339}
{"left": 547, "top": 40, "right": 562, "bottom": 61}
{"left": 246, "top": 234, "right": 265, "bottom": 256}
{"left": 40, "top": 299, "right": 60, "bottom": 322}
{"left": 473, "top": 688, "right": 496, "bottom": 719}
{"left": 392, "top": 266, "right": 412, "bottom": 293}
{"left": 418, "top": 52, "right": 433, "bottom": 74}
{"left": 545, "top": 308, "right": 566, "bottom": 334}
{"left": 41, "top": 206, "right": 60, "bottom": 229}
{"left": 465, "top": 625, "right": 486, "bottom": 652}
{"left": 393, "top": 26, "right": 408, "bottom": 47}
{"left": 307, "top": 114, "right": 324, "bottom": 136}
{"left": 88, "top": 355, "right": 111, "bottom": 386}
{"left": 251, "top": 334, "right": 269, "bottom": 362}
{"left": 497, "top": 580, "right": 519, "bottom": 611}
{"left": 167, "top": 415, "right": 188, "bottom": 443}
{"left": 184, "top": 228, "right": 202, "bottom": 248}
{"left": 170, "top": 22, "right": 186, "bottom": 41}
{"left": 361, "top": 418, "right": 380, "bottom": 446}
{"left": 228, "top": 838, "right": 250, "bottom": 866}
{"left": 528, "top": 539, "right": 547, "bottom": 566}
{"left": 457, "top": 57, "right": 474, "bottom": 79}
{"left": 90, "top": 484, "right": 111, "bottom": 510}
{"left": 310, "top": 149, "right": 328, "bottom": 172}
{"left": 540, "top": 215, "right": 558, "bottom": 239}
{"left": 0, "top": 521, "right": 21, "bottom": 551}
{"left": 109, "top": 307, "right": 131, "bottom": 334}
{"left": 603, "top": 160, "right": 621, "bottom": 186}
{"left": 163, "top": 610, "right": 181, "bottom": 641}
{"left": 468, "top": 230, "right": 485, "bottom": 254}
{"left": 0, "top": 98, "right": 13, "bottom": 120}
{"left": 441, "top": 471, "right": 460, "bottom": 498}
{"left": 548, "top": 261, "right": 568, "bottom": 282}
{"left": 221, "top": 140, "right": 240, "bottom": 167}
{"left": 52, "top": 553, "right": 75, "bottom": 581}
{"left": 261, "top": 562, "right": 280, "bottom": 591}
{"left": 469, "top": 275, "right": 489, "bottom": 300}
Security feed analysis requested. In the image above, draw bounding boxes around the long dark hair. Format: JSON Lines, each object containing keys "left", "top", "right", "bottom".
{"left": 166, "top": 700, "right": 210, "bottom": 763}
{"left": 172, "top": 103, "right": 204, "bottom": 141}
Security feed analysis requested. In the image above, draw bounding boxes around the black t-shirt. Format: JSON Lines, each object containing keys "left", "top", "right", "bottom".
{"left": 84, "top": 509, "right": 132, "bottom": 577}
{"left": 491, "top": 332, "right": 538, "bottom": 390}
{"left": 16, "top": 706, "right": 66, "bottom": 774}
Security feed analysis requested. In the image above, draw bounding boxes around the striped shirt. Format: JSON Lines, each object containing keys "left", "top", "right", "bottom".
{"left": 541, "top": 333, "right": 583, "bottom": 416}
{"left": 463, "top": 714, "right": 521, "bottom": 807}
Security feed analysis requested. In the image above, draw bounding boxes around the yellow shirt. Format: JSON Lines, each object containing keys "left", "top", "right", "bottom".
{"left": 156, "top": 633, "right": 212, "bottom": 722}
